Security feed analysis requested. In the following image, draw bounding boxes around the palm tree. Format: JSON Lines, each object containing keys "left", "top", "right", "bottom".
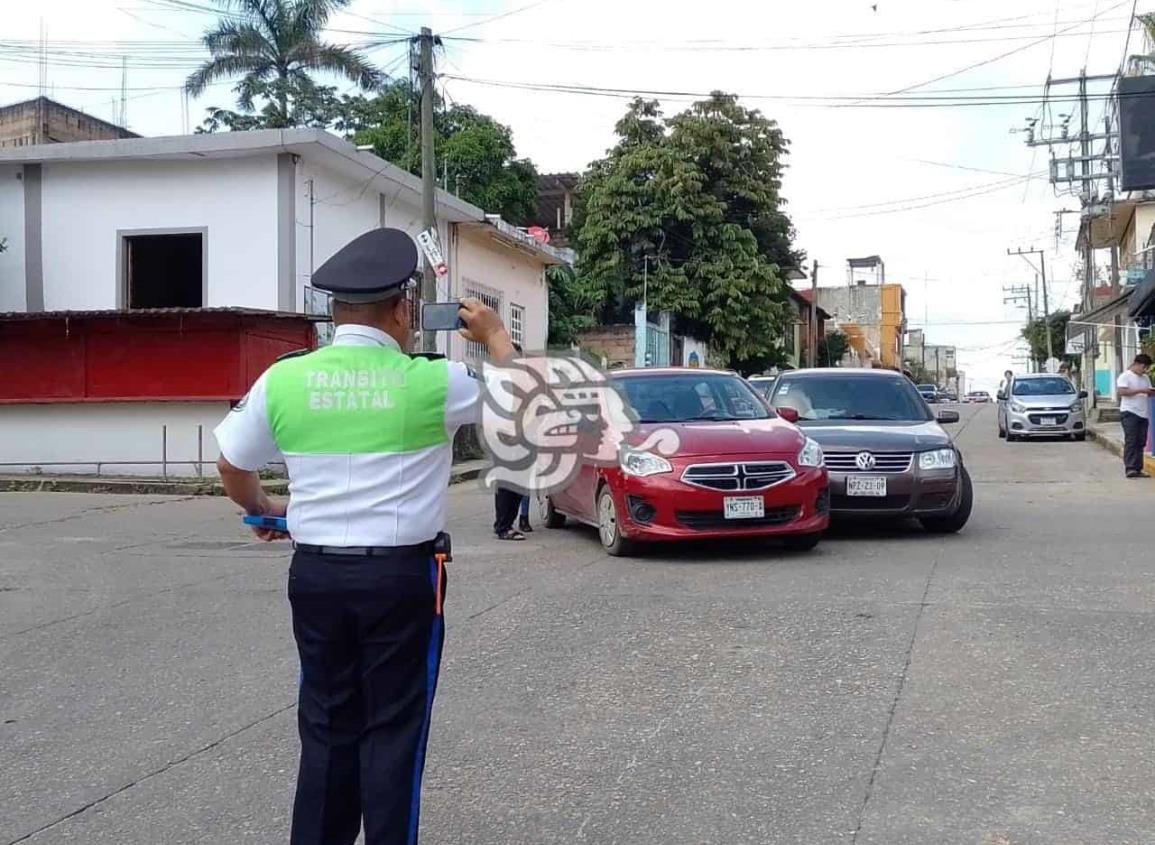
{"left": 1128, "top": 13, "right": 1155, "bottom": 75}
{"left": 185, "top": 0, "right": 384, "bottom": 128}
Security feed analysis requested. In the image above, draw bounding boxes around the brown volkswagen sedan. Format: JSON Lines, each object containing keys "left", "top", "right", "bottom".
{"left": 767, "top": 368, "right": 972, "bottom": 533}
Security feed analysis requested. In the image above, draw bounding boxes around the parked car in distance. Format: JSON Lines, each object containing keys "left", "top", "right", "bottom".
{"left": 942, "top": 390, "right": 958, "bottom": 403}
{"left": 768, "top": 369, "right": 972, "bottom": 533}
{"left": 540, "top": 368, "right": 830, "bottom": 556}
{"left": 966, "top": 391, "right": 992, "bottom": 403}
{"left": 997, "top": 373, "right": 1087, "bottom": 441}
{"left": 748, "top": 375, "right": 776, "bottom": 401}
{"left": 917, "top": 384, "right": 939, "bottom": 404}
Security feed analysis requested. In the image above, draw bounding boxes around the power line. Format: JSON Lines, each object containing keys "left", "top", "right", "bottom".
{"left": 884, "top": 0, "right": 1129, "bottom": 96}
{"left": 441, "top": 0, "right": 558, "bottom": 36}
{"left": 444, "top": 26, "right": 1136, "bottom": 52}
{"left": 812, "top": 173, "right": 1041, "bottom": 213}
{"left": 441, "top": 73, "right": 1149, "bottom": 108}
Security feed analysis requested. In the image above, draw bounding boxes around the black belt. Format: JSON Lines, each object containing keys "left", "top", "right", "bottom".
{"left": 294, "top": 542, "right": 432, "bottom": 557}
{"left": 294, "top": 533, "right": 451, "bottom": 560}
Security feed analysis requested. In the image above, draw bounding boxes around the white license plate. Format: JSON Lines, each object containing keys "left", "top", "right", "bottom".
{"left": 847, "top": 476, "right": 887, "bottom": 497}
{"left": 723, "top": 496, "right": 765, "bottom": 519}
{"left": 1040, "top": 417, "right": 1057, "bottom": 426}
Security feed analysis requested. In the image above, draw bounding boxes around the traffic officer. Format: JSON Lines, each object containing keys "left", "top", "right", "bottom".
{"left": 213, "top": 227, "right": 513, "bottom": 845}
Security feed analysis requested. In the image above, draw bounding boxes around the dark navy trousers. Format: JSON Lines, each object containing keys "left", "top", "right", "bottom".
{"left": 287, "top": 547, "right": 446, "bottom": 845}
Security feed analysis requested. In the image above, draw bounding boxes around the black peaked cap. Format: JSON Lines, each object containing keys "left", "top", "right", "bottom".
{"left": 312, "top": 228, "right": 420, "bottom": 303}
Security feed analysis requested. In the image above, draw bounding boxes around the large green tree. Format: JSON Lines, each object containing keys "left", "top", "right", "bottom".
{"left": 186, "top": 0, "right": 382, "bottom": 130}
{"left": 345, "top": 81, "right": 538, "bottom": 225}
{"left": 571, "top": 94, "right": 800, "bottom": 370}
{"left": 1021, "top": 310, "right": 1077, "bottom": 370}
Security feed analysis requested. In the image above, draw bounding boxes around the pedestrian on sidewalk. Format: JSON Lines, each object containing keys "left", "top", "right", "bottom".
{"left": 1116, "top": 353, "right": 1154, "bottom": 478}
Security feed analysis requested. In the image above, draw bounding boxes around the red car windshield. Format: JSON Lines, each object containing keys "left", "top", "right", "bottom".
{"left": 615, "top": 373, "right": 772, "bottom": 423}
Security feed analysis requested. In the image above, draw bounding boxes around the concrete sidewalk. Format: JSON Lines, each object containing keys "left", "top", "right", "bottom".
{"left": 0, "top": 459, "right": 489, "bottom": 496}
{"left": 1087, "top": 421, "right": 1155, "bottom": 475}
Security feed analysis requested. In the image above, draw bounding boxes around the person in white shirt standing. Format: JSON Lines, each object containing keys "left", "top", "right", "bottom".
{"left": 1116, "top": 353, "right": 1154, "bottom": 478}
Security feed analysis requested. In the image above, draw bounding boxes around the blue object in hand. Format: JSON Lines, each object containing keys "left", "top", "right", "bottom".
{"left": 243, "top": 514, "right": 288, "bottom": 532}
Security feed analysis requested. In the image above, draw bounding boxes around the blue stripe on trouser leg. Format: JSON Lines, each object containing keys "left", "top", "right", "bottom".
{"left": 406, "top": 557, "right": 445, "bottom": 845}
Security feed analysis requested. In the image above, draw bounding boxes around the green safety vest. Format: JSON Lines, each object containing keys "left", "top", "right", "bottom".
{"left": 265, "top": 344, "right": 450, "bottom": 455}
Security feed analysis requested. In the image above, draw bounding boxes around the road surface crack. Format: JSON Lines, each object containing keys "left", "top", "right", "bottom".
{"left": 850, "top": 557, "right": 939, "bottom": 844}
{"left": 4, "top": 702, "right": 296, "bottom": 845}
{"left": 0, "top": 497, "right": 193, "bottom": 535}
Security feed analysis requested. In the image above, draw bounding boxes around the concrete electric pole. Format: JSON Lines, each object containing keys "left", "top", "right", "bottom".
{"left": 417, "top": 27, "right": 438, "bottom": 352}
{"left": 1003, "top": 283, "right": 1035, "bottom": 370}
{"left": 1008, "top": 247, "right": 1053, "bottom": 371}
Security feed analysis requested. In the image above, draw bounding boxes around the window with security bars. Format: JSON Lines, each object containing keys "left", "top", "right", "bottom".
{"left": 510, "top": 303, "right": 525, "bottom": 347}
{"left": 464, "top": 280, "right": 502, "bottom": 359}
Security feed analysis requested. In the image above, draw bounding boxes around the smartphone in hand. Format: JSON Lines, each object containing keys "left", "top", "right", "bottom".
{"left": 421, "top": 302, "right": 466, "bottom": 332}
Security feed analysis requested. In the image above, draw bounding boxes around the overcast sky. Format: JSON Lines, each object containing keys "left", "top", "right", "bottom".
{"left": 3, "top": 0, "right": 1148, "bottom": 389}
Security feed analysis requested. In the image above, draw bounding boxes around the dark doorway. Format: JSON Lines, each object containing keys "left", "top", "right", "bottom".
{"left": 125, "top": 233, "right": 203, "bottom": 309}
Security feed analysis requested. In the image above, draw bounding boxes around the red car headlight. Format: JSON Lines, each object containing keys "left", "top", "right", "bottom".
{"left": 620, "top": 450, "right": 674, "bottom": 477}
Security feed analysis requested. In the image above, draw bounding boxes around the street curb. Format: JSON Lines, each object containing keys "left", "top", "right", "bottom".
{"left": 0, "top": 464, "right": 488, "bottom": 496}
{"left": 1086, "top": 427, "right": 1155, "bottom": 474}
{"left": 1087, "top": 427, "right": 1124, "bottom": 458}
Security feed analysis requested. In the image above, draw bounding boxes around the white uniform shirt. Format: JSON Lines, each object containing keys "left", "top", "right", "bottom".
{"left": 1117, "top": 370, "right": 1151, "bottom": 419}
{"left": 214, "top": 324, "right": 481, "bottom": 546}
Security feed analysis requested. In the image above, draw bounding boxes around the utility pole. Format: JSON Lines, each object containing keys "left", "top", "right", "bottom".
{"left": 1003, "top": 283, "right": 1035, "bottom": 371}
{"left": 417, "top": 27, "right": 438, "bottom": 352}
{"left": 808, "top": 261, "right": 819, "bottom": 367}
{"left": 1008, "top": 247, "right": 1053, "bottom": 372}
{"left": 1078, "top": 69, "right": 1095, "bottom": 317}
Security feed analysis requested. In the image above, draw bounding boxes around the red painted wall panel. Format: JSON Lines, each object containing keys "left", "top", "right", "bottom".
{"left": 0, "top": 322, "right": 87, "bottom": 399}
{"left": 0, "top": 312, "right": 316, "bottom": 403}
{"left": 85, "top": 328, "right": 243, "bottom": 399}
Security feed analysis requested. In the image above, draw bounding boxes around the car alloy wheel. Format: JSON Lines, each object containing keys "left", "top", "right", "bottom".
{"left": 597, "top": 486, "right": 633, "bottom": 557}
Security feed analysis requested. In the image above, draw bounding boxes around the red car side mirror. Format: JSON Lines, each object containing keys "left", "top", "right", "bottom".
{"left": 776, "top": 406, "right": 800, "bottom": 423}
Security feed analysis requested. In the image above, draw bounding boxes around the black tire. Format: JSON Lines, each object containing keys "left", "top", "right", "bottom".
{"left": 1006, "top": 430, "right": 1017, "bottom": 442}
{"left": 997, "top": 420, "right": 1006, "bottom": 439}
{"left": 919, "top": 466, "right": 973, "bottom": 534}
{"left": 782, "top": 531, "right": 822, "bottom": 552}
{"left": 1074, "top": 432, "right": 1087, "bottom": 442}
{"left": 596, "top": 486, "right": 634, "bottom": 557}
{"left": 540, "top": 495, "right": 566, "bottom": 528}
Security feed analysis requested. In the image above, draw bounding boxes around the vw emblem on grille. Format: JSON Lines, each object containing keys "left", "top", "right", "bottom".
{"left": 854, "top": 451, "right": 876, "bottom": 470}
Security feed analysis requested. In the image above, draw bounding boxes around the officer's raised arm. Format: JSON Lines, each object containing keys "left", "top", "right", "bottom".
{"left": 457, "top": 297, "right": 514, "bottom": 360}
{"left": 443, "top": 297, "right": 515, "bottom": 432}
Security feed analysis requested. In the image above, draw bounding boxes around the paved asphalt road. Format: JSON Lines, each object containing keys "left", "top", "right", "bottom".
{"left": 2, "top": 403, "right": 1154, "bottom": 845}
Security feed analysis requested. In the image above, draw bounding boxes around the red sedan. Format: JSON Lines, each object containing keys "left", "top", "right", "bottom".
{"left": 539, "top": 368, "right": 830, "bottom": 556}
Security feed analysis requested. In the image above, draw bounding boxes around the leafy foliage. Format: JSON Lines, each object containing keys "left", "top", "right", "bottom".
{"left": 819, "top": 331, "right": 850, "bottom": 367}
{"left": 545, "top": 265, "right": 600, "bottom": 347}
{"left": 197, "top": 77, "right": 350, "bottom": 132}
{"left": 187, "top": 0, "right": 382, "bottom": 130}
{"left": 1021, "top": 310, "right": 1078, "bottom": 370}
{"left": 570, "top": 94, "right": 800, "bottom": 369}
{"left": 346, "top": 81, "right": 538, "bottom": 225}
{"left": 904, "top": 358, "right": 932, "bottom": 383}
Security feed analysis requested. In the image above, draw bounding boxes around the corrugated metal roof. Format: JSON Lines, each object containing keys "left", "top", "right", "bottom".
{"left": 0, "top": 307, "right": 319, "bottom": 321}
